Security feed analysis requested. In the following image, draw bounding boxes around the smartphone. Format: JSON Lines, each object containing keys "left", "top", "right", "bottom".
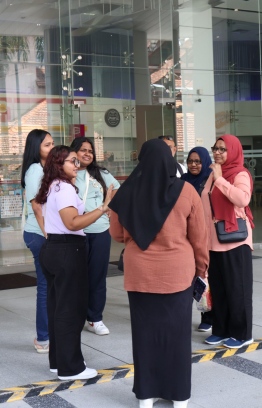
{"left": 193, "top": 277, "right": 207, "bottom": 302}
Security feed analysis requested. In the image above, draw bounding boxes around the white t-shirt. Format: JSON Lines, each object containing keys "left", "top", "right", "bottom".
{"left": 44, "top": 181, "right": 85, "bottom": 236}
{"left": 176, "top": 162, "right": 187, "bottom": 178}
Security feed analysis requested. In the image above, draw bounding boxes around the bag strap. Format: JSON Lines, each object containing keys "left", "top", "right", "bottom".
{"left": 176, "top": 162, "right": 183, "bottom": 177}
{"left": 208, "top": 181, "right": 215, "bottom": 220}
{"left": 82, "top": 170, "right": 90, "bottom": 205}
{"left": 198, "top": 178, "right": 207, "bottom": 197}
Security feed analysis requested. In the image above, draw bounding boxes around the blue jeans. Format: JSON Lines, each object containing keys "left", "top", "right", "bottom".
{"left": 24, "top": 231, "right": 49, "bottom": 342}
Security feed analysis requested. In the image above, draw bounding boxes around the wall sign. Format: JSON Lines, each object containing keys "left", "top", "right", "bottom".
{"left": 70, "top": 124, "right": 85, "bottom": 138}
{"left": 0, "top": 193, "right": 22, "bottom": 218}
{"left": 105, "top": 109, "right": 120, "bottom": 127}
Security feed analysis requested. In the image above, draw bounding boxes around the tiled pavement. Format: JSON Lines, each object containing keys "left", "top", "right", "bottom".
{"left": 0, "top": 248, "right": 262, "bottom": 408}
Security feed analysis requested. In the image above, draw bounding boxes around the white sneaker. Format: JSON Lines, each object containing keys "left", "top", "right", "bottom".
{"left": 51, "top": 361, "right": 86, "bottom": 374}
{"left": 139, "top": 399, "right": 158, "bottom": 408}
{"left": 87, "top": 321, "right": 110, "bottom": 335}
{"left": 173, "top": 399, "right": 189, "bottom": 407}
{"left": 58, "top": 367, "right": 97, "bottom": 381}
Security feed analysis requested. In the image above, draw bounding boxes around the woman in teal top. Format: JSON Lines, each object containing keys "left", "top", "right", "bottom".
{"left": 21, "top": 129, "right": 54, "bottom": 352}
{"left": 71, "top": 137, "right": 120, "bottom": 336}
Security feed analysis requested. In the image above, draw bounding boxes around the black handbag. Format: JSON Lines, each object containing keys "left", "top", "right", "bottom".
{"left": 209, "top": 182, "right": 248, "bottom": 244}
{"left": 214, "top": 218, "right": 248, "bottom": 243}
{"left": 118, "top": 249, "right": 125, "bottom": 272}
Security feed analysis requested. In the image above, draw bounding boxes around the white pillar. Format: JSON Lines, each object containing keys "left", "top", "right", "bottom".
{"left": 178, "top": 7, "right": 216, "bottom": 151}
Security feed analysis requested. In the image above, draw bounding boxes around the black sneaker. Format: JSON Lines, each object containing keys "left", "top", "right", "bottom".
{"left": 198, "top": 323, "right": 212, "bottom": 332}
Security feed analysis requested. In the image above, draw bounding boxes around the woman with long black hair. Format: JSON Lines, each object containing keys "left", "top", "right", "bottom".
{"left": 71, "top": 137, "right": 119, "bottom": 336}
{"left": 21, "top": 129, "right": 54, "bottom": 353}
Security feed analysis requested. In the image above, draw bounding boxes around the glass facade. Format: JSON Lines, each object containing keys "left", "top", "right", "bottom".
{"left": 0, "top": 0, "right": 262, "bottom": 273}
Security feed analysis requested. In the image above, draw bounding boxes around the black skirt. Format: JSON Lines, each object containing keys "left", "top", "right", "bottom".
{"left": 128, "top": 286, "right": 192, "bottom": 401}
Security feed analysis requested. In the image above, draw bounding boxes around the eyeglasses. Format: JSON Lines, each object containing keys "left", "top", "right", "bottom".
{"left": 211, "top": 146, "right": 227, "bottom": 154}
{"left": 158, "top": 135, "right": 173, "bottom": 141}
{"left": 64, "top": 158, "right": 80, "bottom": 167}
{"left": 187, "top": 159, "right": 202, "bottom": 165}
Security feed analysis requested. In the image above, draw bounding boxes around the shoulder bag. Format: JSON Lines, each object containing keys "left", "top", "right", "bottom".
{"left": 208, "top": 182, "right": 248, "bottom": 243}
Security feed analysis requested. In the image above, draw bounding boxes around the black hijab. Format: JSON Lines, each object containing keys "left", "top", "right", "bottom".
{"left": 109, "top": 139, "right": 185, "bottom": 250}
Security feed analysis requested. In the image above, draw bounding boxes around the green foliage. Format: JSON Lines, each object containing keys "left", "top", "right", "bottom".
{"left": 35, "top": 36, "right": 44, "bottom": 65}
{"left": 0, "top": 36, "right": 29, "bottom": 66}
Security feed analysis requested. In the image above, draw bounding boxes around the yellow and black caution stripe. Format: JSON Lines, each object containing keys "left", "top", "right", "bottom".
{"left": 192, "top": 338, "right": 262, "bottom": 363}
{"left": 0, "top": 365, "right": 133, "bottom": 404}
{"left": 1, "top": 340, "right": 262, "bottom": 404}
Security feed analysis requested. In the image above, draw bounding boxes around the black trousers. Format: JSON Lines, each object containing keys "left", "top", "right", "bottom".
{"left": 208, "top": 244, "right": 253, "bottom": 340}
{"left": 128, "top": 287, "right": 192, "bottom": 401}
{"left": 201, "top": 311, "right": 213, "bottom": 325}
{"left": 85, "top": 229, "right": 111, "bottom": 322}
{"left": 39, "top": 234, "right": 88, "bottom": 376}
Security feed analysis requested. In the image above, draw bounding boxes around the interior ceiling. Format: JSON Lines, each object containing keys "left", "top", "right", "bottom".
{"left": 0, "top": 0, "right": 259, "bottom": 39}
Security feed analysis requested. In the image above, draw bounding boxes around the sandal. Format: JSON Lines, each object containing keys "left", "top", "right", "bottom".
{"left": 34, "top": 338, "right": 49, "bottom": 354}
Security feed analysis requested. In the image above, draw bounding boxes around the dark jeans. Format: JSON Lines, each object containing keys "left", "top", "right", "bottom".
{"left": 85, "top": 230, "right": 111, "bottom": 322}
{"left": 40, "top": 234, "right": 88, "bottom": 376}
{"left": 23, "top": 231, "right": 48, "bottom": 342}
{"left": 208, "top": 245, "right": 253, "bottom": 340}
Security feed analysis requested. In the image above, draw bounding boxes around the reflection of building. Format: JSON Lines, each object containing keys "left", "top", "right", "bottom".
{"left": 94, "top": 132, "right": 104, "bottom": 161}
{"left": 35, "top": 67, "right": 46, "bottom": 88}
{"left": 1, "top": 0, "right": 262, "bottom": 270}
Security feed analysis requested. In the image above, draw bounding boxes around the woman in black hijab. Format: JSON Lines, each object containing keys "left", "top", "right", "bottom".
{"left": 110, "top": 138, "right": 184, "bottom": 250}
{"left": 109, "top": 139, "right": 209, "bottom": 408}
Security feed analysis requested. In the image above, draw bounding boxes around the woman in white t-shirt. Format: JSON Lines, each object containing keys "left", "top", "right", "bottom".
{"left": 21, "top": 129, "right": 54, "bottom": 353}
{"left": 35, "top": 145, "right": 112, "bottom": 381}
